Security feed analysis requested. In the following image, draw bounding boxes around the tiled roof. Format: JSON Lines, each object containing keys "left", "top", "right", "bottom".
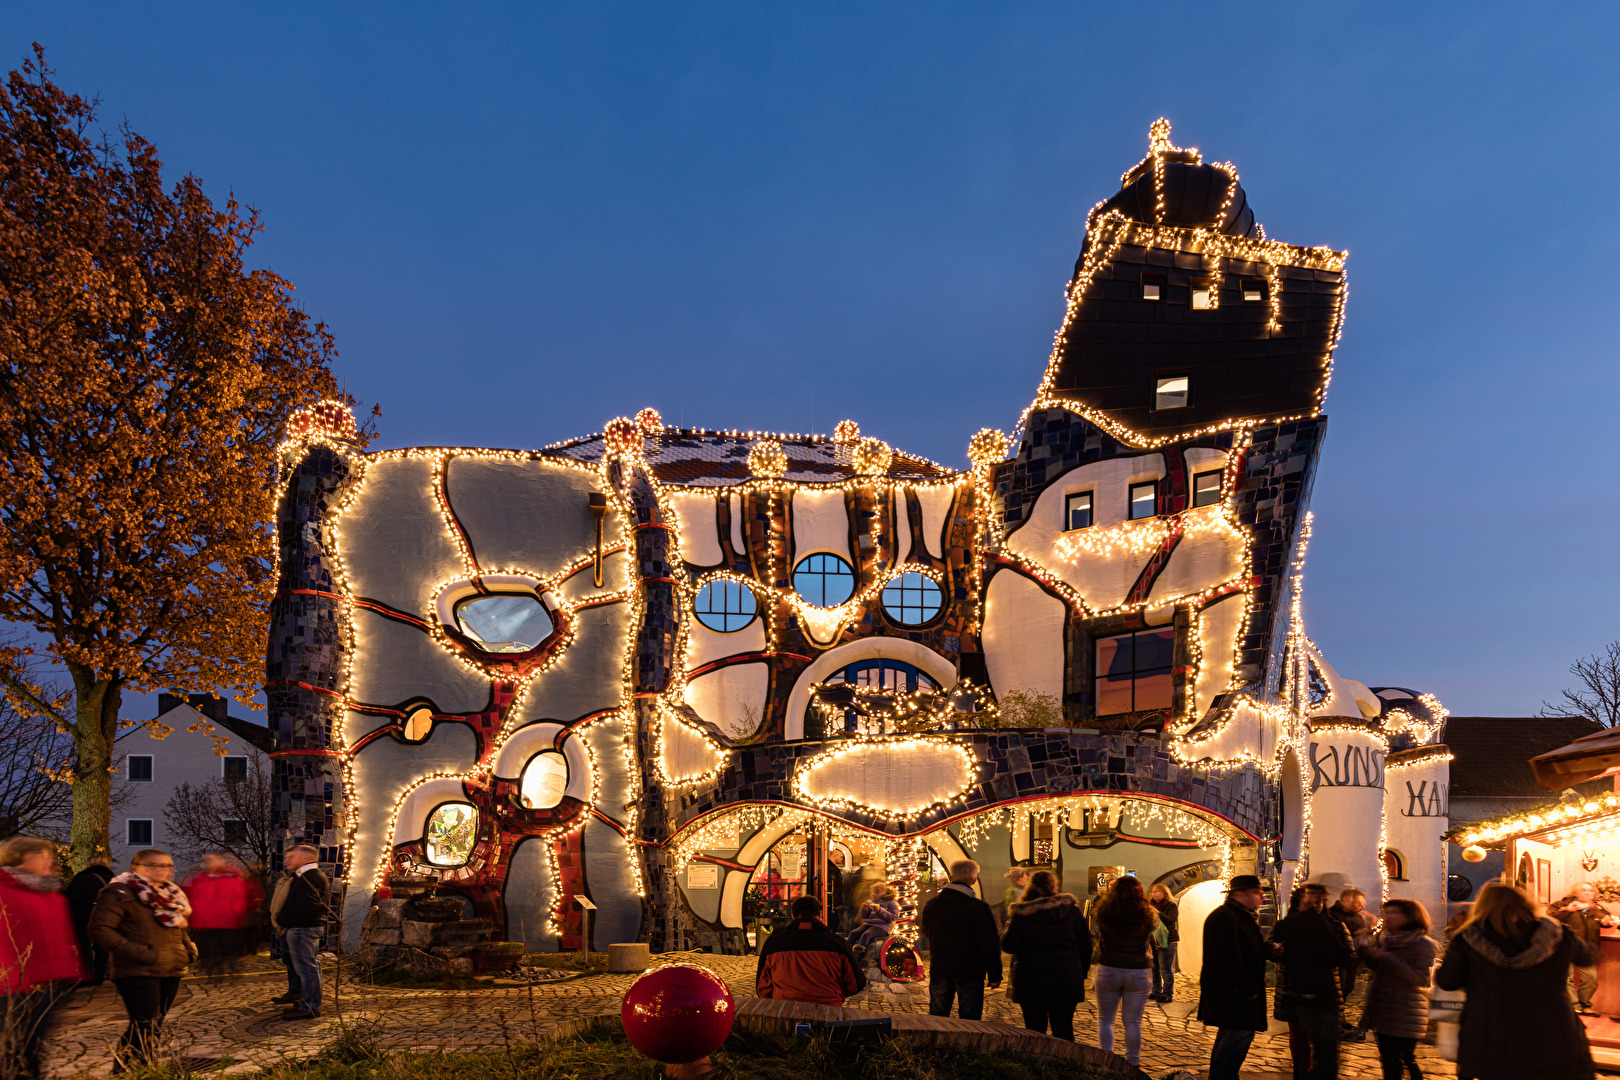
{"left": 1446, "top": 716, "right": 1608, "bottom": 799}
{"left": 544, "top": 431, "right": 957, "bottom": 488}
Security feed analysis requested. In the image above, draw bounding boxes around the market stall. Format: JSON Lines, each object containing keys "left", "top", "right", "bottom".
{"left": 1448, "top": 729, "right": 1620, "bottom": 1067}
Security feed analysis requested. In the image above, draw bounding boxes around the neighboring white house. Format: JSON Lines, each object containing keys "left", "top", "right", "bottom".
{"left": 112, "top": 693, "right": 272, "bottom": 870}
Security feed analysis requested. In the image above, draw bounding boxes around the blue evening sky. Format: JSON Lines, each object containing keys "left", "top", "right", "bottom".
{"left": 6, "top": 4, "right": 1617, "bottom": 717}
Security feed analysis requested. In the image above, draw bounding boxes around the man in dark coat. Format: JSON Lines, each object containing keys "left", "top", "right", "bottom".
{"left": 63, "top": 859, "right": 114, "bottom": 984}
{"left": 919, "top": 858, "right": 1002, "bottom": 1020}
{"left": 269, "top": 845, "right": 329, "bottom": 1019}
{"left": 1198, "top": 874, "right": 1269, "bottom": 1080}
{"left": 1270, "top": 882, "right": 1356, "bottom": 1080}
{"left": 1326, "top": 887, "right": 1371, "bottom": 1030}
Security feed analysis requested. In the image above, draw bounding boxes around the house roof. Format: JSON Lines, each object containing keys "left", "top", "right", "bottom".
{"left": 1446, "top": 716, "right": 1608, "bottom": 799}
{"left": 545, "top": 429, "right": 956, "bottom": 487}
{"left": 212, "top": 713, "right": 274, "bottom": 754}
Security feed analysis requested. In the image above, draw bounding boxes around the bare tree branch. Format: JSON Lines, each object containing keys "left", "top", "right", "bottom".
{"left": 161, "top": 753, "right": 273, "bottom": 875}
{"left": 1540, "top": 641, "right": 1620, "bottom": 728}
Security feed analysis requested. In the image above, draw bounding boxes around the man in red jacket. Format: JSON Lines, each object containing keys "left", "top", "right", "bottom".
{"left": 756, "top": 896, "right": 867, "bottom": 1007}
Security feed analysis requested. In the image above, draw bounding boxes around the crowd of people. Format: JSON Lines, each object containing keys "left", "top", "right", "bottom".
{"left": 751, "top": 859, "right": 1610, "bottom": 1080}
{"left": 0, "top": 837, "right": 327, "bottom": 1077}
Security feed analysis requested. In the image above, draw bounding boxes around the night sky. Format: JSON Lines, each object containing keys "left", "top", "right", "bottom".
{"left": 8, "top": 4, "right": 1619, "bottom": 717}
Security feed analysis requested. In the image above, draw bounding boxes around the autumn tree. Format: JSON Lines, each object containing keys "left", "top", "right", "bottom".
{"left": 0, "top": 47, "right": 350, "bottom": 869}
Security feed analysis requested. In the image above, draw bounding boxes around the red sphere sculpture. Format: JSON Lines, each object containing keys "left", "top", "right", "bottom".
{"left": 621, "top": 964, "right": 736, "bottom": 1064}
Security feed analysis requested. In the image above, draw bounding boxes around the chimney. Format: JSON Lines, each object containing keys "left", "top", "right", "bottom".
{"left": 186, "top": 693, "right": 229, "bottom": 722}
{"left": 157, "top": 693, "right": 184, "bottom": 717}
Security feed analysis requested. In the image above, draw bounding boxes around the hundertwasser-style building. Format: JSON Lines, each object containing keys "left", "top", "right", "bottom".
{"left": 266, "top": 121, "right": 1452, "bottom": 972}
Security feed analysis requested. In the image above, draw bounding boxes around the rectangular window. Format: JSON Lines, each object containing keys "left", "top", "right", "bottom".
{"left": 1128, "top": 482, "right": 1157, "bottom": 520}
{"left": 1141, "top": 273, "right": 1164, "bottom": 301}
{"left": 223, "top": 756, "right": 248, "bottom": 781}
{"left": 128, "top": 756, "right": 153, "bottom": 782}
{"left": 1064, "top": 492, "right": 1094, "bottom": 531}
{"left": 1095, "top": 629, "right": 1176, "bottom": 716}
{"left": 127, "top": 819, "right": 153, "bottom": 846}
{"left": 1241, "top": 279, "right": 1265, "bottom": 303}
{"left": 223, "top": 820, "right": 247, "bottom": 845}
{"left": 1154, "top": 376, "right": 1188, "bottom": 411}
{"left": 1192, "top": 470, "right": 1223, "bottom": 508}
{"left": 1190, "top": 285, "right": 1213, "bottom": 310}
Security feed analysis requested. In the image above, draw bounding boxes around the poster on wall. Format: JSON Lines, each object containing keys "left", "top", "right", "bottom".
{"left": 687, "top": 863, "right": 720, "bottom": 890}
{"left": 779, "top": 853, "right": 803, "bottom": 880}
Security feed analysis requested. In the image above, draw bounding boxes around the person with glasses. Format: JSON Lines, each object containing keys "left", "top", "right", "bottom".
{"left": 88, "top": 848, "right": 196, "bottom": 1070}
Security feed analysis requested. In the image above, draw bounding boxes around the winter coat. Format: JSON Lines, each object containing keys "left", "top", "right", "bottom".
{"left": 88, "top": 882, "right": 196, "bottom": 979}
{"left": 756, "top": 917, "right": 865, "bottom": 1006}
{"left": 183, "top": 871, "right": 261, "bottom": 930}
{"left": 63, "top": 864, "right": 112, "bottom": 970}
{"left": 1270, "top": 908, "right": 1356, "bottom": 1014}
{"left": 0, "top": 869, "right": 86, "bottom": 994}
{"left": 270, "top": 866, "right": 330, "bottom": 929}
{"left": 920, "top": 884, "right": 1002, "bottom": 983}
{"left": 1096, "top": 906, "right": 1155, "bottom": 970}
{"left": 858, "top": 897, "right": 899, "bottom": 931}
{"left": 1000, "top": 892, "right": 1092, "bottom": 998}
{"left": 1197, "top": 897, "right": 1268, "bottom": 1031}
{"left": 1151, "top": 897, "right": 1179, "bottom": 944}
{"left": 1553, "top": 897, "right": 1612, "bottom": 952}
{"left": 1327, "top": 901, "right": 1373, "bottom": 962}
{"left": 1358, "top": 929, "right": 1438, "bottom": 1040}
{"left": 1435, "top": 917, "right": 1595, "bottom": 1080}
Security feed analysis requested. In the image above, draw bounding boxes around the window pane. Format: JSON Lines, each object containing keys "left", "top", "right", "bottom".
{"left": 1191, "top": 288, "right": 1212, "bottom": 310}
{"left": 793, "top": 553, "right": 855, "bottom": 607}
{"left": 1096, "top": 634, "right": 1132, "bottom": 677}
{"left": 1154, "top": 377, "right": 1189, "bottom": 410}
{"left": 128, "top": 820, "right": 153, "bottom": 845}
{"left": 128, "top": 756, "right": 153, "bottom": 782}
{"left": 694, "top": 579, "right": 758, "bottom": 632}
{"left": 426, "top": 803, "right": 477, "bottom": 866}
{"left": 223, "top": 757, "right": 247, "bottom": 781}
{"left": 1142, "top": 282, "right": 1161, "bottom": 301}
{"left": 1065, "top": 492, "right": 1093, "bottom": 530}
{"left": 520, "top": 751, "right": 570, "bottom": 810}
{"left": 882, "top": 571, "right": 942, "bottom": 626}
{"left": 1095, "top": 674, "right": 1134, "bottom": 716}
{"left": 1134, "top": 629, "right": 1175, "bottom": 671}
{"left": 1132, "top": 670, "right": 1174, "bottom": 711}
{"left": 1192, "top": 470, "right": 1222, "bottom": 508}
{"left": 456, "top": 594, "right": 553, "bottom": 653}
{"left": 1129, "top": 483, "right": 1157, "bottom": 520}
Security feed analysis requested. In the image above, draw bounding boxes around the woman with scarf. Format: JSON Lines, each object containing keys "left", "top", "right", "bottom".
{"left": 89, "top": 848, "right": 196, "bottom": 1069}
{"left": 1358, "top": 898, "right": 1439, "bottom": 1080}
{"left": 0, "top": 836, "right": 85, "bottom": 1078}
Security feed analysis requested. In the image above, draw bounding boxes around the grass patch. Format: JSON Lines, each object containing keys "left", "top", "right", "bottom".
{"left": 123, "top": 1018, "right": 1106, "bottom": 1080}
{"left": 519, "top": 951, "right": 610, "bottom": 974}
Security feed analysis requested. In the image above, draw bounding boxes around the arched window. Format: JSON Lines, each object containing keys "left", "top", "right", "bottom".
{"left": 882, "top": 571, "right": 942, "bottom": 626}
{"left": 425, "top": 802, "right": 477, "bottom": 866}
{"left": 520, "top": 751, "right": 570, "bottom": 810}
{"left": 821, "top": 659, "right": 938, "bottom": 732}
{"left": 1383, "top": 848, "right": 1407, "bottom": 882}
{"left": 693, "top": 579, "right": 758, "bottom": 632}
{"left": 454, "top": 594, "right": 553, "bottom": 653}
{"left": 793, "top": 553, "right": 856, "bottom": 607}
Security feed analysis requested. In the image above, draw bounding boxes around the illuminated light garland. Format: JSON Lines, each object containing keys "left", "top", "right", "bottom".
{"left": 790, "top": 736, "right": 979, "bottom": 819}
{"left": 853, "top": 437, "right": 893, "bottom": 477}
{"left": 808, "top": 679, "right": 999, "bottom": 738}
{"left": 747, "top": 439, "right": 788, "bottom": 479}
{"left": 833, "top": 419, "right": 860, "bottom": 443}
{"left": 635, "top": 407, "right": 663, "bottom": 431}
{"left": 1453, "top": 793, "right": 1620, "bottom": 848}
{"left": 651, "top": 705, "right": 730, "bottom": 788}
{"left": 1053, "top": 503, "right": 1236, "bottom": 560}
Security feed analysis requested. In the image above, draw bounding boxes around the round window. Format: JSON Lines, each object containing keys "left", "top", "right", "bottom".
{"left": 424, "top": 802, "right": 477, "bottom": 866}
{"left": 454, "top": 594, "right": 553, "bottom": 653}
{"left": 520, "top": 751, "right": 570, "bottom": 810}
{"left": 792, "top": 553, "right": 856, "bottom": 607}
{"left": 881, "top": 571, "right": 942, "bottom": 626}
{"left": 693, "top": 579, "right": 759, "bottom": 633}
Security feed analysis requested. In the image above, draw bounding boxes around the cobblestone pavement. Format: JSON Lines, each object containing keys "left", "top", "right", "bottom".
{"left": 43, "top": 954, "right": 1462, "bottom": 1078}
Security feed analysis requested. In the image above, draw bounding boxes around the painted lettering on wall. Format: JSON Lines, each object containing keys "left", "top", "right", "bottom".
{"left": 1309, "top": 741, "right": 1385, "bottom": 793}
{"left": 1399, "top": 780, "right": 1449, "bottom": 818}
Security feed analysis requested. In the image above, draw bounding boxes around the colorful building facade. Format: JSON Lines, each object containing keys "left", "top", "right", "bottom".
{"left": 266, "top": 122, "right": 1452, "bottom": 966}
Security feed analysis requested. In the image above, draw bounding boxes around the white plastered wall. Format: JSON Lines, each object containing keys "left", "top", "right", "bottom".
{"left": 685, "top": 618, "right": 767, "bottom": 672}
{"left": 1383, "top": 758, "right": 1451, "bottom": 918}
{"left": 792, "top": 489, "right": 852, "bottom": 564}
{"left": 668, "top": 491, "right": 723, "bottom": 567}
{"left": 685, "top": 662, "right": 770, "bottom": 740}
{"left": 1191, "top": 594, "right": 1246, "bottom": 717}
{"left": 660, "top": 716, "right": 726, "bottom": 780}
{"left": 489, "top": 722, "right": 592, "bottom": 802}
{"left": 915, "top": 486, "right": 954, "bottom": 559}
{"left": 981, "top": 570, "right": 1065, "bottom": 703}
{"left": 1306, "top": 728, "right": 1388, "bottom": 901}
{"left": 1004, "top": 454, "right": 1168, "bottom": 609}
{"left": 797, "top": 742, "right": 971, "bottom": 814}
{"left": 892, "top": 490, "right": 912, "bottom": 563}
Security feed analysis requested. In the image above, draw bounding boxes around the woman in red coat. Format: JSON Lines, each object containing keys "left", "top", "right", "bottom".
{"left": 182, "top": 854, "right": 260, "bottom": 975}
{"left": 0, "top": 836, "right": 87, "bottom": 1078}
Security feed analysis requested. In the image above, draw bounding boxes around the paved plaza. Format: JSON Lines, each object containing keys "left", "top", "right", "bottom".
{"left": 41, "top": 952, "right": 1459, "bottom": 1079}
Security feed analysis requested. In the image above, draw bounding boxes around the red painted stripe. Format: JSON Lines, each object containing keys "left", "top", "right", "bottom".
{"left": 685, "top": 651, "right": 814, "bottom": 679}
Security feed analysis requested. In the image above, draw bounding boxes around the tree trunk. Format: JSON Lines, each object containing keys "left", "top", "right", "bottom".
{"left": 67, "top": 666, "right": 121, "bottom": 872}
